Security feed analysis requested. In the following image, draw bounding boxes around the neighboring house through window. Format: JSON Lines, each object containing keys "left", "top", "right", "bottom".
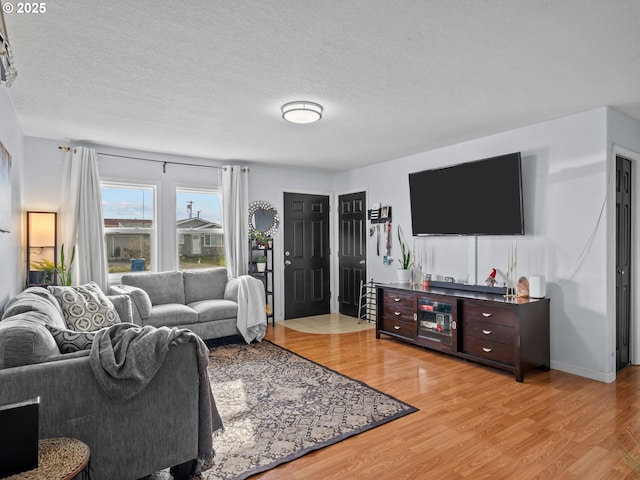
{"left": 101, "top": 183, "right": 156, "bottom": 283}
{"left": 176, "top": 188, "right": 224, "bottom": 270}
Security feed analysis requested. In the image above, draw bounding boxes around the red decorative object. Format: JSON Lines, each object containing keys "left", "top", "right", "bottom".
{"left": 485, "top": 268, "right": 498, "bottom": 287}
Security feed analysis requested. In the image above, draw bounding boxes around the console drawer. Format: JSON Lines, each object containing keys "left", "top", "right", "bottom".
{"left": 462, "top": 301, "right": 516, "bottom": 327}
{"left": 381, "top": 317, "right": 415, "bottom": 339}
{"left": 382, "top": 290, "right": 415, "bottom": 323}
{"left": 463, "top": 336, "right": 514, "bottom": 365}
{"left": 463, "top": 321, "right": 515, "bottom": 345}
{"left": 382, "top": 290, "right": 415, "bottom": 307}
{"left": 382, "top": 304, "right": 414, "bottom": 323}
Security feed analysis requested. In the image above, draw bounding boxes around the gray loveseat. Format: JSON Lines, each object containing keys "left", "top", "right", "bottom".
{"left": 0, "top": 287, "right": 207, "bottom": 480}
{"left": 111, "top": 267, "right": 242, "bottom": 341}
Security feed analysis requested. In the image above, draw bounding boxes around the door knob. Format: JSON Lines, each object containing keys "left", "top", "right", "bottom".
{"left": 285, "top": 251, "right": 290, "bottom": 257}
{"left": 285, "top": 260, "right": 292, "bottom": 265}
{"left": 359, "top": 260, "right": 366, "bottom": 264}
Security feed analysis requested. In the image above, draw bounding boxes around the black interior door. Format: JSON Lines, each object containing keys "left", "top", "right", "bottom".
{"left": 338, "top": 191, "right": 367, "bottom": 317}
{"left": 616, "top": 155, "right": 632, "bottom": 371}
{"left": 283, "top": 192, "right": 330, "bottom": 319}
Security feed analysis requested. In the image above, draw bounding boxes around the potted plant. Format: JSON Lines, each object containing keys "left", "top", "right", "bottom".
{"left": 250, "top": 230, "right": 270, "bottom": 248}
{"left": 256, "top": 254, "right": 267, "bottom": 272}
{"left": 396, "top": 225, "right": 413, "bottom": 283}
{"left": 28, "top": 244, "right": 76, "bottom": 285}
{"left": 29, "top": 258, "right": 56, "bottom": 285}
{"left": 56, "top": 244, "right": 76, "bottom": 286}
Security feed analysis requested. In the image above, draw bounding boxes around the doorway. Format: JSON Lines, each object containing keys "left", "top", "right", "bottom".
{"left": 616, "top": 155, "right": 632, "bottom": 371}
{"left": 338, "top": 191, "right": 367, "bottom": 317}
{"left": 283, "top": 192, "right": 331, "bottom": 319}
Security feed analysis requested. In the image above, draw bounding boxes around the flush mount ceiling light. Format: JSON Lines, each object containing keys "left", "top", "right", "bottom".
{"left": 281, "top": 101, "right": 323, "bottom": 124}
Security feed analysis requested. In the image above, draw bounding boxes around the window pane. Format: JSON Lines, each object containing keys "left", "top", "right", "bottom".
{"left": 176, "top": 189, "right": 224, "bottom": 270}
{"left": 102, "top": 185, "right": 155, "bottom": 279}
{"left": 103, "top": 187, "right": 154, "bottom": 227}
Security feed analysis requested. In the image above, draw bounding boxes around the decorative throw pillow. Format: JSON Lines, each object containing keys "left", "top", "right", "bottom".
{"left": 45, "top": 323, "right": 97, "bottom": 353}
{"left": 48, "top": 282, "right": 121, "bottom": 332}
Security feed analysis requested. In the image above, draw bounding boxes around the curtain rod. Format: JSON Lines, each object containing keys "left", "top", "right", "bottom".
{"left": 58, "top": 146, "right": 249, "bottom": 173}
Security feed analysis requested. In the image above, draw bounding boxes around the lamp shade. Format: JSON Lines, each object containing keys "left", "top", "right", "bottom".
{"left": 28, "top": 212, "right": 56, "bottom": 247}
{"left": 281, "top": 101, "right": 323, "bottom": 124}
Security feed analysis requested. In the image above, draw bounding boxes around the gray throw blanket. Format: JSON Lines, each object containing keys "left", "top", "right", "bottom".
{"left": 89, "top": 323, "right": 223, "bottom": 466}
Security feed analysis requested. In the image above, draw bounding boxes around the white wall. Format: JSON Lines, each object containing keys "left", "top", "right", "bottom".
{"left": 606, "top": 109, "right": 640, "bottom": 371}
{"left": 0, "top": 86, "right": 24, "bottom": 310}
{"left": 18, "top": 107, "right": 640, "bottom": 382}
{"left": 22, "top": 138, "right": 336, "bottom": 320}
{"left": 245, "top": 163, "right": 335, "bottom": 319}
{"left": 334, "top": 108, "right": 614, "bottom": 381}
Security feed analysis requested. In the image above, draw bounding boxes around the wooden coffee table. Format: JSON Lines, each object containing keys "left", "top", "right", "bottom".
{"left": 1, "top": 437, "right": 90, "bottom": 480}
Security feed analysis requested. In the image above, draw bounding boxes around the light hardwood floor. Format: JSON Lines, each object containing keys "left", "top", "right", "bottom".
{"left": 258, "top": 318, "right": 640, "bottom": 480}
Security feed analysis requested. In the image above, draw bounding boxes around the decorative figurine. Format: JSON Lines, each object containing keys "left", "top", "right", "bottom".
{"left": 486, "top": 268, "right": 498, "bottom": 287}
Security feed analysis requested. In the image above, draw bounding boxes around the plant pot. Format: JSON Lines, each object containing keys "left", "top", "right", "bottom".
{"left": 257, "top": 263, "right": 267, "bottom": 273}
{"left": 396, "top": 269, "right": 412, "bottom": 284}
{"left": 28, "top": 270, "right": 46, "bottom": 285}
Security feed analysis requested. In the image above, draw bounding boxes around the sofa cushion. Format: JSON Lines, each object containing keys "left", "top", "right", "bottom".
{"left": 189, "top": 299, "right": 239, "bottom": 323}
{"left": 107, "top": 294, "right": 134, "bottom": 324}
{"left": 48, "top": 282, "right": 121, "bottom": 332}
{"left": 224, "top": 278, "right": 240, "bottom": 302}
{"left": 1, "top": 288, "right": 66, "bottom": 328}
{"left": 143, "top": 304, "right": 198, "bottom": 328}
{"left": 183, "top": 268, "right": 229, "bottom": 304}
{"left": 121, "top": 271, "right": 185, "bottom": 306}
{"left": 0, "top": 314, "right": 60, "bottom": 369}
{"left": 111, "top": 285, "right": 153, "bottom": 320}
{"left": 45, "top": 324, "right": 97, "bottom": 354}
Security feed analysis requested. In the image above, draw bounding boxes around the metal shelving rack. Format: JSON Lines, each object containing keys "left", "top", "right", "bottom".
{"left": 249, "top": 241, "right": 274, "bottom": 326}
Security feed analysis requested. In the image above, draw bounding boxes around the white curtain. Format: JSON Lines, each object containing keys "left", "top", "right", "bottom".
{"left": 60, "top": 147, "right": 109, "bottom": 290}
{"left": 220, "top": 165, "right": 249, "bottom": 278}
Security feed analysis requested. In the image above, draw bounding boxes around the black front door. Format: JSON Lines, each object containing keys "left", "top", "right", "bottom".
{"left": 338, "top": 191, "right": 367, "bottom": 317}
{"left": 283, "top": 192, "right": 331, "bottom": 319}
{"left": 616, "top": 155, "right": 632, "bottom": 371}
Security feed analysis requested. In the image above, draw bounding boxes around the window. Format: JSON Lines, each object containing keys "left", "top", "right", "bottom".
{"left": 176, "top": 188, "right": 224, "bottom": 270}
{"left": 102, "top": 183, "right": 155, "bottom": 281}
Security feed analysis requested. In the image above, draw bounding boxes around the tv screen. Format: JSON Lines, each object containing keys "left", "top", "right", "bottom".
{"left": 409, "top": 152, "right": 524, "bottom": 236}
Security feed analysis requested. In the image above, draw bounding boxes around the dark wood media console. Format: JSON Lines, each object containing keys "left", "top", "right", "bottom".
{"left": 376, "top": 283, "right": 550, "bottom": 382}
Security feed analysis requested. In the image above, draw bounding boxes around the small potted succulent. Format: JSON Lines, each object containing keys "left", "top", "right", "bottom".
{"left": 256, "top": 254, "right": 267, "bottom": 272}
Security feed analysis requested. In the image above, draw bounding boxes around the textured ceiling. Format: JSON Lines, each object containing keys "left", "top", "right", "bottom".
{"left": 3, "top": 1, "right": 640, "bottom": 171}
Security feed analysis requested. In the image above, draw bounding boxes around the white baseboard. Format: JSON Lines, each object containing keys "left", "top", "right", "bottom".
{"left": 550, "top": 360, "right": 616, "bottom": 384}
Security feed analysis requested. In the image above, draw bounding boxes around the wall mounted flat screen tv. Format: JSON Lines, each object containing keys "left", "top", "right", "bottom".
{"left": 409, "top": 152, "right": 524, "bottom": 236}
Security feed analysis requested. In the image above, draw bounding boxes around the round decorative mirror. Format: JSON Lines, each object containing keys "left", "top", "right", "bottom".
{"left": 249, "top": 201, "right": 279, "bottom": 238}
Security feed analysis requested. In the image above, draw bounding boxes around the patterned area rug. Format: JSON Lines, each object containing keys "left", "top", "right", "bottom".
{"left": 200, "top": 340, "right": 417, "bottom": 480}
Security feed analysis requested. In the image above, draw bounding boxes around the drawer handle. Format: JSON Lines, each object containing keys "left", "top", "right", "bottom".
{"left": 394, "top": 311, "right": 401, "bottom": 316}
{"left": 482, "top": 329, "right": 492, "bottom": 335}
{"left": 482, "top": 313, "right": 492, "bottom": 317}
{"left": 482, "top": 347, "right": 492, "bottom": 353}
{"left": 394, "top": 325, "right": 401, "bottom": 330}
{"left": 394, "top": 298, "right": 401, "bottom": 302}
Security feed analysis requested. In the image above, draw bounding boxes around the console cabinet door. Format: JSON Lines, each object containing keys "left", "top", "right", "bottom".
{"left": 415, "top": 292, "right": 458, "bottom": 354}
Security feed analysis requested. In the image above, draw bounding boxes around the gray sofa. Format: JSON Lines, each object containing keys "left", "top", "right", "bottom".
{"left": 112, "top": 267, "right": 242, "bottom": 341}
{"left": 0, "top": 287, "right": 206, "bottom": 480}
